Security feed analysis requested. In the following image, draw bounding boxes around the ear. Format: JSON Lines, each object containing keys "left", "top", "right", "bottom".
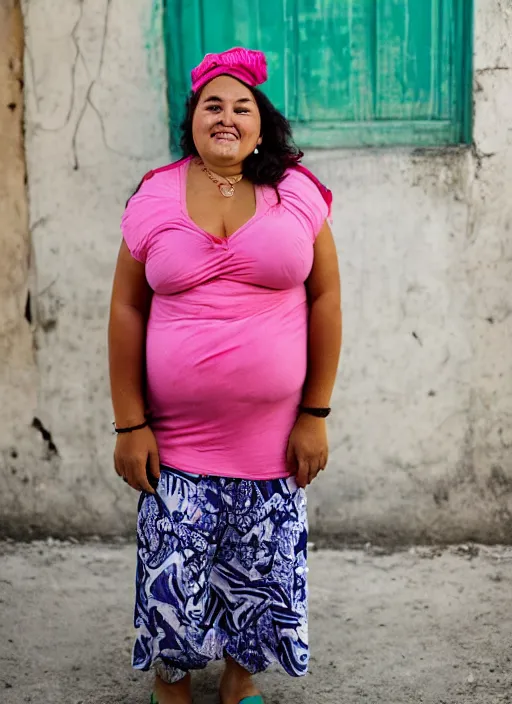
{"left": 257, "top": 136, "right": 262, "bottom": 146}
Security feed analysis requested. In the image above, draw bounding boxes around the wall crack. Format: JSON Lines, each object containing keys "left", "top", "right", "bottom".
{"left": 32, "top": 417, "right": 59, "bottom": 457}
{"left": 476, "top": 66, "right": 511, "bottom": 74}
{"left": 71, "top": 0, "right": 112, "bottom": 170}
{"left": 471, "top": 143, "right": 496, "bottom": 180}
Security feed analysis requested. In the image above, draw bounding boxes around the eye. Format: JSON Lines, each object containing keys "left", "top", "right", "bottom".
{"left": 206, "top": 105, "right": 221, "bottom": 112}
{"left": 235, "top": 108, "right": 250, "bottom": 114}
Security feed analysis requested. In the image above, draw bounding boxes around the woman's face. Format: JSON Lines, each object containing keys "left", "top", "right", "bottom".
{"left": 192, "top": 75, "right": 262, "bottom": 168}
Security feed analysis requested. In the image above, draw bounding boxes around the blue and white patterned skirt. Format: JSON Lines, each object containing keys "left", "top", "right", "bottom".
{"left": 133, "top": 467, "right": 309, "bottom": 684}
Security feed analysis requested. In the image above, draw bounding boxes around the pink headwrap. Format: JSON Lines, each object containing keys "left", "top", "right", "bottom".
{"left": 191, "top": 47, "right": 268, "bottom": 94}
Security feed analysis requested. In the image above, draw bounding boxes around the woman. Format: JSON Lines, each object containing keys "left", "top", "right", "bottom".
{"left": 108, "top": 47, "right": 341, "bottom": 704}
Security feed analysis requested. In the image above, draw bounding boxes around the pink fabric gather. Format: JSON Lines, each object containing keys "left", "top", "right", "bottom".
{"left": 191, "top": 47, "right": 268, "bottom": 93}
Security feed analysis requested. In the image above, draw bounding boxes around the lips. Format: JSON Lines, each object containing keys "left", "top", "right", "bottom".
{"left": 212, "top": 131, "right": 238, "bottom": 141}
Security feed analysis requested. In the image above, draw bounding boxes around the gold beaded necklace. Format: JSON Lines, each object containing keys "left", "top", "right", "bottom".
{"left": 199, "top": 160, "right": 243, "bottom": 197}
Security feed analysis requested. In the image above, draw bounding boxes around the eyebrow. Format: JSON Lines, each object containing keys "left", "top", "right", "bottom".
{"left": 203, "top": 96, "right": 253, "bottom": 104}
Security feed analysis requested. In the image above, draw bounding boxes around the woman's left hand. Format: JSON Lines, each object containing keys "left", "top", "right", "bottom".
{"left": 286, "top": 414, "right": 329, "bottom": 488}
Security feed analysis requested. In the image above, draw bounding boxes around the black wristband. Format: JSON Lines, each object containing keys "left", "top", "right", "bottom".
{"left": 114, "top": 420, "right": 148, "bottom": 434}
{"left": 299, "top": 406, "right": 331, "bottom": 419}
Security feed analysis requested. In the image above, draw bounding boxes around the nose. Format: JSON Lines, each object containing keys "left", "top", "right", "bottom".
{"left": 219, "top": 107, "right": 235, "bottom": 127}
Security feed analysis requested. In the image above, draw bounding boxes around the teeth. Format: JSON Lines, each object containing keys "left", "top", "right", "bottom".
{"left": 213, "top": 132, "right": 237, "bottom": 140}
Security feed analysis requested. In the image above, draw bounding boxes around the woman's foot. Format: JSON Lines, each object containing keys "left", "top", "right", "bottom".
{"left": 153, "top": 672, "right": 192, "bottom": 704}
{"left": 220, "top": 656, "right": 262, "bottom": 704}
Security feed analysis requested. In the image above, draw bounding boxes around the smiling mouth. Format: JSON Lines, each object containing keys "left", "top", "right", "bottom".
{"left": 212, "top": 131, "right": 238, "bottom": 142}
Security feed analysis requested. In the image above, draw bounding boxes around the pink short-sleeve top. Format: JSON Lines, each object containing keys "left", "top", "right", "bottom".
{"left": 121, "top": 157, "right": 330, "bottom": 480}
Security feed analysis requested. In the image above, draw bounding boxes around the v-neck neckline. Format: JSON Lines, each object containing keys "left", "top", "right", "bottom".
{"left": 180, "top": 157, "right": 263, "bottom": 244}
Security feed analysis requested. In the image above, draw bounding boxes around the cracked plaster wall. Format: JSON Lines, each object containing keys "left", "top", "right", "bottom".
{"left": 0, "top": 0, "right": 39, "bottom": 534}
{"left": 1, "top": 0, "right": 511, "bottom": 542}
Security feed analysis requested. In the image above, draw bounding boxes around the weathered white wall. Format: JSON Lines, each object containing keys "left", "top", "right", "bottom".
{"left": 1, "top": 0, "right": 511, "bottom": 542}
{"left": 306, "top": 1, "right": 512, "bottom": 544}
{"left": 1, "top": 0, "right": 169, "bottom": 538}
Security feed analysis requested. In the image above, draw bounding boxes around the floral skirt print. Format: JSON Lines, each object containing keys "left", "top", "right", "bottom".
{"left": 133, "top": 467, "right": 309, "bottom": 684}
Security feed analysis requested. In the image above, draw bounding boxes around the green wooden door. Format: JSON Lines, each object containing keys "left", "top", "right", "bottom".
{"left": 163, "top": 0, "right": 473, "bottom": 152}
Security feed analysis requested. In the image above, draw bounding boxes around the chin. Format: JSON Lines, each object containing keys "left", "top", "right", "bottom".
{"left": 209, "top": 142, "right": 242, "bottom": 162}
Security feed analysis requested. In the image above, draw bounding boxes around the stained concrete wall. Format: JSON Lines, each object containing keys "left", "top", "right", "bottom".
{"left": 0, "top": 0, "right": 38, "bottom": 531}
{"left": 1, "top": 0, "right": 511, "bottom": 542}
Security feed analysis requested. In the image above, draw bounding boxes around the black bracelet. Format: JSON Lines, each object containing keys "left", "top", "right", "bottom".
{"left": 113, "top": 420, "right": 149, "bottom": 434}
{"left": 299, "top": 406, "right": 331, "bottom": 419}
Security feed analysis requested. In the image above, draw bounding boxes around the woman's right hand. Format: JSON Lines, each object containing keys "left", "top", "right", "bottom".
{"left": 114, "top": 425, "right": 161, "bottom": 493}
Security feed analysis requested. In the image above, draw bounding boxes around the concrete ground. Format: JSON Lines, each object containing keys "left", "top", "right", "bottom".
{"left": 1, "top": 541, "right": 512, "bottom": 704}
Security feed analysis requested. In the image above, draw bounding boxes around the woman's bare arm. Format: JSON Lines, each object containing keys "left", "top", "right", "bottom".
{"left": 108, "top": 241, "right": 159, "bottom": 493}
{"left": 303, "top": 221, "right": 342, "bottom": 407}
{"left": 287, "top": 221, "right": 342, "bottom": 488}
{"left": 108, "top": 241, "right": 152, "bottom": 427}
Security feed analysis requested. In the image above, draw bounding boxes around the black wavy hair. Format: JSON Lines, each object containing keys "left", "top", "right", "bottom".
{"left": 179, "top": 83, "right": 303, "bottom": 189}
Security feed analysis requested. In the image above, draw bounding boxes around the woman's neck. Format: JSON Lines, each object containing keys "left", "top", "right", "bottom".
{"left": 197, "top": 157, "right": 243, "bottom": 178}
